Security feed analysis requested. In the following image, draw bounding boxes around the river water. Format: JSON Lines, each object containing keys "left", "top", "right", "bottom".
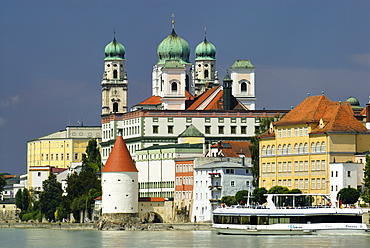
{"left": 1, "top": 229, "right": 370, "bottom": 248}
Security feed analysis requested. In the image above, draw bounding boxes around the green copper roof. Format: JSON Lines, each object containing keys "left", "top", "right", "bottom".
{"left": 104, "top": 37, "right": 125, "bottom": 60}
{"left": 178, "top": 124, "right": 205, "bottom": 137}
{"left": 157, "top": 29, "right": 190, "bottom": 65}
{"left": 162, "top": 59, "right": 185, "bottom": 69}
{"left": 231, "top": 59, "right": 255, "bottom": 69}
{"left": 346, "top": 96, "right": 363, "bottom": 110}
{"left": 195, "top": 37, "right": 216, "bottom": 60}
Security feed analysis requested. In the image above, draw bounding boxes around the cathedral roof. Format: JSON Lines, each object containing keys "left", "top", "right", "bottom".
{"left": 157, "top": 29, "right": 190, "bottom": 65}
{"left": 136, "top": 96, "right": 162, "bottom": 106}
{"left": 102, "top": 135, "right": 138, "bottom": 172}
{"left": 195, "top": 36, "right": 216, "bottom": 60}
{"left": 104, "top": 37, "right": 125, "bottom": 61}
{"left": 231, "top": 59, "right": 255, "bottom": 69}
{"left": 210, "top": 141, "right": 252, "bottom": 157}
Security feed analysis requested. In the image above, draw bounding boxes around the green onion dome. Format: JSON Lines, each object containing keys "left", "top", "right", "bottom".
{"left": 157, "top": 29, "right": 190, "bottom": 64}
{"left": 195, "top": 37, "right": 216, "bottom": 60}
{"left": 346, "top": 96, "right": 360, "bottom": 106}
{"left": 104, "top": 38, "right": 125, "bottom": 60}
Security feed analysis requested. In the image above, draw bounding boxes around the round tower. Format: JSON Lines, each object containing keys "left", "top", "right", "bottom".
{"left": 101, "top": 135, "right": 138, "bottom": 217}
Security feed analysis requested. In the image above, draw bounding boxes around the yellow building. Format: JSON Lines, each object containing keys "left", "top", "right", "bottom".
{"left": 27, "top": 126, "right": 101, "bottom": 189}
{"left": 259, "top": 95, "right": 370, "bottom": 195}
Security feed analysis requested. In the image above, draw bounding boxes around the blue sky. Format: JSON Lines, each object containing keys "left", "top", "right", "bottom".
{"left": 1, "top": 0, "right": 369, "bottom": 175}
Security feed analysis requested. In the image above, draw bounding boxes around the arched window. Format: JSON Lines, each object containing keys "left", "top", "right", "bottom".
{"left": 311, "top": 142, "right": 315, "bottom": 153}
{"left": 304, "top": 143, "right": 308, "bottom": 153}
{"left": 278, "top": 145, "right": 282, "bottom": 155}
{"left": 267, "top": 145, "right": 271, "bottom": 156}
{"left": 321, "top": 142, "right": 326, "bottom": 152}
{"left": 287, "top": 144, "right": 292, "bottom": 154}
{"left": 283, "top": 144, "right": 287, "bottom": 155}
{"left": 113, "top": 102, "right": 118, "bottom": 112}
{"left": 241, "top": 82, "right": 247, "bottom": 92}
{"left": 204, "top": 70, "right": 209, "bottom": 79}
{"left": 316, "top": 142, "right": 320, "bottom": 153}
{"left": 262, "top": 146, "right": 266, "bottom": 156}
{"left": 271, "top": 145, "right": 276, "bottom": 155}
{"left": 294, "top": 144, "right": 298, "bottom": 154}
{"left": 113, "top": 70, "right": 118, "bottom": 79}
{"left": 171, "top": 82, "right": 178, "bottom": 93}
{"left": 299, "top": 143, "right": 303, "bottom": 154}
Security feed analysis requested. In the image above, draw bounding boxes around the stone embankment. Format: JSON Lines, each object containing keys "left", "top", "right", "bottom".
{"left": 0, "top": 221, "right": 214, "bottom": 231}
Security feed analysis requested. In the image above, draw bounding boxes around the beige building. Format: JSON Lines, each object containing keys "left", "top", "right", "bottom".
{"left": 27, "top": 126, "right": 101, "bottom": 189}
{"left": 259, "top": 95, "right": 370, "bottom": 196}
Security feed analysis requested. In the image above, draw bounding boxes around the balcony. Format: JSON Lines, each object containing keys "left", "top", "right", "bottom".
{"left": 209, "top": 172, "right": 221, "bottom": 177}
{"left": 208, "top": 185, "right": 222, "bottom": 191}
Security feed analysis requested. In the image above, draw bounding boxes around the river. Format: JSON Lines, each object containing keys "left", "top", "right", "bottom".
{"left": 1, "top": 229, "right": 370, "bottom": 248}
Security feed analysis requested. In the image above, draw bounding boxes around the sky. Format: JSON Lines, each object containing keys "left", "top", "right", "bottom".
{"left": 1, "top": 0, "right": 369, "bottom": 175}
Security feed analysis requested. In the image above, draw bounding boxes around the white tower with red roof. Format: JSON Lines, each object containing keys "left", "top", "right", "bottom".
{"left": 102, "top": 135, "right": 138, "bottom": 214}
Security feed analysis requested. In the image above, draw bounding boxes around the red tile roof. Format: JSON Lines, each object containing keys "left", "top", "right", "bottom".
{"left": 139, "top": 197, "right": 166, "bottom": 202}
{"left": 187, "top": 86, "right": 221, "bottom": 110}
{"left": 274, "top": 95, "right": 369, "bottom": 134}
{"left": 102, "top": 136, "right": 138, "bottom": 172}
{"left": 136, "top": 96, "right": 162, "bottom": 106}
{"left": 210, "top": 141, "right": 252, "bottom": 157}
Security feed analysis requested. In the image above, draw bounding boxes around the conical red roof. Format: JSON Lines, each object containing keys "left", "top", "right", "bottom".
{"left": 102, "top": 136, "right": 138, "bottom": 172}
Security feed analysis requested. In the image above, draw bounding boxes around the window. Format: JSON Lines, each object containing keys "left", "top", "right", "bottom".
{"left": 295, "top": 179, "right": 298, "bottom": 188}
{"left": 74, "top": 153, "right": 78, "bottom": 160}
{"left": 231, "top": 181, "right": 235, "bottom": 187}
{"left": 311, "top": 142, "right": 315, "bottom": 153}
{"left": 305, "top": 179, "right": 309, "bottom": 189}
{"left": 272, "top": 180, "right": 275, "bottom": 186}
{"left": 295, "top": 161, "right": 298, "bottom": 171}
{"left": 321, "top": 142, "right": 326, "bottom": 152}
{"left": 311, "top": 160, "right": 315, "bottom": 171}
{"left": 317, "top": 178, "right": 321, "bottom": 189}
{"left": 66, "top": 153, "right": 69, "bottom": 160}
{"left": 321, "top": 160, "right": 325, "bottom": 170}
{"left": 153, "top": 125, "right": 159, "bottom": 134}
{"left": 272, "top": 162, "right": 276, "bottom": 172}
{"left": 288, "top": 128, "right": 291, "bottom": 137}
{"left": 231, "top": 126, "right": 236, "bottom": 134}
{"left": 218, "top": 126, "right": 224, "bottom": 134}
{"left": 241, "top": 126, "right": 247, "bottom": 134}
{"left": 168, "top": 125, "right": 174, "bottom": 134}
{"left": 38, "top": 172, "right": 41, "bottom": 177}
{"left": 288, "top": 162, "right": 292, "bottom": 172}
{"left": 204, "top": 70, "right": 209, "bottom": 78}
{"left": 113, "top": 102, "right": 118, "bottom": 112}
{"left": 241, "top": 82, "right": 247, "bottom": 92}
{"left": 294, "top": 128, "right": 298, "bottom": 137}
{"left": 287, "top": 144, "right": 292, "bottom": 154}
{"left": 271, "top": 145, "right": 276, "bottom": 155}
{"left": 347, "top": 171, "right": 351, "bottom": 177}
{"left": 113, "top": 70, "right": 118, "bottom": 78}
{"left": 278, "top": 162, "right": 282, "bottom": 172}
{"left": 205, "top": 126, "right": 211, "bottom": 134}
{"left": 171, "top": 82, "right": 177, "bottom": 92}
{"left": 278, "top": 129, "right": 282, "bottom": 138}
{"left": 312, "top": 179, "right": 316, "bottom": 189}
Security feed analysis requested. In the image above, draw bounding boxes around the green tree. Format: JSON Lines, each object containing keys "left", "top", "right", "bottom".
{"left": 252, "top": 187, "right": 268, "bottom": 205}
{"left": 250, "top": 116, "right": 277, "bottom": 187}
{"left": 267, "top": 186, "right": 290, "bottom": 194}
{"left": 235, "top": 190, "right": 249, "bottom": 204}
{"left": 289, "top": 189, "right": 302, "bottom": 194}
{"left": 221, "top": 196, "right": 237, "bottom": 206}
{"left": 39, "top": 173, "right": 63, "bottom": 221}
{"left": 64, "top": 139, "right": 102, "bottom": 221}
{"left": 0, "top": 173, "right": 6, "bottom": 193}
{"left": 362, "top": 155, "right": 370, "bottom": 203}
{"left": 338, "top": 187, "right": 360, "bottom": 205}
{"left": 15, "top": 188, "right": 30, "bottom": 212}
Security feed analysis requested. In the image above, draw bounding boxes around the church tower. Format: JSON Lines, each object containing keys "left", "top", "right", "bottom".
{"left": 194, "top": 30, "right": 218, "bottom": 95}
{"left": 102, "top": 135, "right": 139, "bottom": 215}
{"left": 152, "top": 16, "right": 194, "bottom": 109}
{"left": 101, "top": 36, "right": 129, "bottom": 115}
{"left": 230, "top": 59, "right": 256, "bottom": 110}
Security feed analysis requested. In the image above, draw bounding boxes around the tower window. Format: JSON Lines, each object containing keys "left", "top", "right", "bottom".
{"left": 171, "top": 82, "right": 177, "bottom": 93}
{"left": 113, "top": 70, "right": 118, "bottom": 78}
{"left": 241, "top": 82, "right": 247, "bottom": 92}
{"left": 113, "top": 102, "right": 118, "bottom": 112}
{"left": 204, "top": 70, "right": 209, "bottom": 78}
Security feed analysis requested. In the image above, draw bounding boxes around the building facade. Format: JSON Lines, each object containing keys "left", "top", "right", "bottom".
{"left": 259, "top": 95, "right": 370, "bottom": 196}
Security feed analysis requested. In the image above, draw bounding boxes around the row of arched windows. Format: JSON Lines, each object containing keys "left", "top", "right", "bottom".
{"left": 262, "top": 142, "right": 326, "bottom": 156}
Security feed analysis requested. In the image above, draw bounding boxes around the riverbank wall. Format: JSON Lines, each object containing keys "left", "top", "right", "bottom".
{"left": 0, "top": 221, "right": 214, "bottom": 231}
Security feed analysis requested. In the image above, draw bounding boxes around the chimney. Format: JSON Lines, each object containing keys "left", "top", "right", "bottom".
{"left": 223, "top": 72, "right": 233, "bottom": 111}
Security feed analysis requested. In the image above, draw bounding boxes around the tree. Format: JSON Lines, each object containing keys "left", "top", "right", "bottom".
{"left": 235, "top": 190, "right": 249, "bottom": 204}
{"left": 0, "top": 173, "right": 6, "bottom": 194}
{"left": 250, "top": 116, "right": 278, "bottom": 187}
{"left": 289, "top": 189, "right": 302, "bottom": 194}
{"left": 267, "top": 186, "right": 290, "bottom": 194}
{"left": 39, "top": 173, "right": 63, "bottom": 221}
{"left": 252, "top": 187, "right": 268, "bottom": 205}
{"left": 64, "top": 139, "right": 102, "bottom": 221}
{"left": 338, "top": 187, "right": 360, "bottom": 205}
{"left": 362, "top": 155, "right": 370, "bottom": 203}
{"left": 15, "top": 188, "right": 29, "bottom": 212}
{"left": 220, "top": 196, "right": 237, "bottom": 206}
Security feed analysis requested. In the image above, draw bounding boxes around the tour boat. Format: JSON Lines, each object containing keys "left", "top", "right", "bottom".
{"left": 213, "top": 194, "right": 368, "bottom": 235}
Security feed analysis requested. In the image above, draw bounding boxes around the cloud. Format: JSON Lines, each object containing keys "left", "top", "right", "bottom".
{"left": 0, "top": 95, "right": 20, "bottom": 109}
{"left": 350, "top": 54, "right": 370, "bottom": 68}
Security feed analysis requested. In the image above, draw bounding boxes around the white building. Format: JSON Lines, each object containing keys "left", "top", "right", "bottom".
{"left": 192, "top": 160, "right": 253, "bottom": 222}
{"left": 329, "top": 162, "right": 362, "bottom": 200}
